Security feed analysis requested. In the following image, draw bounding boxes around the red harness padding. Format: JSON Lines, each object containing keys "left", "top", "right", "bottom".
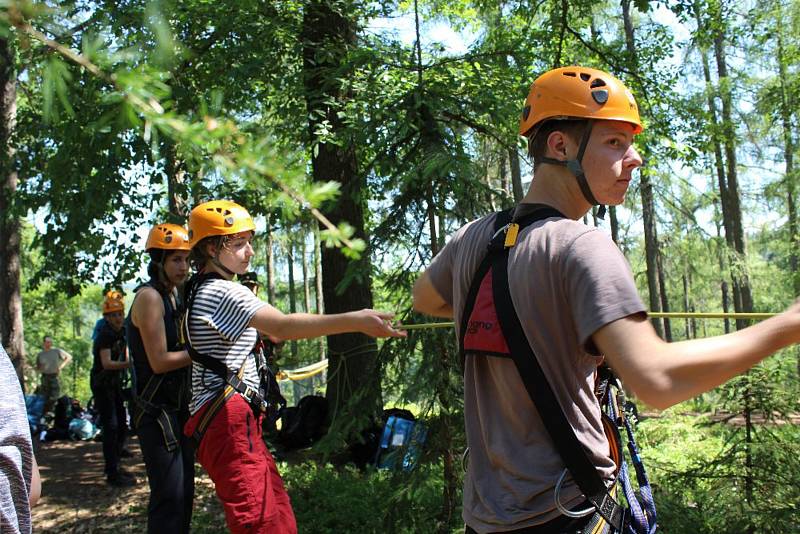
{"left": 463, "top": 270, "right": 511, "bottom": 356}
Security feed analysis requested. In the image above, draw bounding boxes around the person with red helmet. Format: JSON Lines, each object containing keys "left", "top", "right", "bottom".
{"left": 91, "top": 290, "right": 134, "bottom": 488}
{"left": 126, "top": 223, "right": 194, "bottom": 533}
{"left": 413, "top": 66, "right": 800, "bottom": 533}
{"left": 182, "top": 200, "right": 405, "bottom": 534}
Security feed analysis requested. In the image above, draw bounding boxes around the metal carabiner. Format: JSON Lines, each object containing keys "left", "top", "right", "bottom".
{"left": 553, "top": 469, "right": 596, "bottom": 518}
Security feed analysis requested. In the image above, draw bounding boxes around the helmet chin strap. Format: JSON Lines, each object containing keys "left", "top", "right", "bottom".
{"left": 539, "top": 120, "right": 607, "bottom": 220}
{"left": 212, "top": 237, "right": 236, "bottom": 278}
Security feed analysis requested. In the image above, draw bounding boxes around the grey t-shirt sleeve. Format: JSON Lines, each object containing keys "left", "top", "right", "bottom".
{"left": 562, "top": 229, "right": 647, "bottom": 352}
{"left": 424, "top": 232, "right": 460, "bottom": 306}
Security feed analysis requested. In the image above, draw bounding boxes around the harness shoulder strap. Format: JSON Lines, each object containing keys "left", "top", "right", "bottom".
{"left": 491, "top": 239, "right": 625, "bottom": 530}
{"left": 183, "top": 272, "right": 236, "bottom": 380}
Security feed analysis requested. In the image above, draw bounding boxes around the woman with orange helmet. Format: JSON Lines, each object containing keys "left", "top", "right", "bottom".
{"left": 182, "top": 200, "right": 405, "bottom": 534}
{"left": 126, "top": 223, "right": 194, "bottom": 533}
{"left": 91, "top": 290, "right": 135, "bottom": 487}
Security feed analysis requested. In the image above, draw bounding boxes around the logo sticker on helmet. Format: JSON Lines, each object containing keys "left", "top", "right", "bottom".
{"left": 522, "top": 105, "right": 531, "bottom": 121}
{"left": 592, "top": 90, "right": 609, "bottom": 104}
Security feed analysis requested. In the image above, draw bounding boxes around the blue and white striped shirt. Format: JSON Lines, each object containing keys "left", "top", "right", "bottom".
{"left": 187, "top": 278, "right": 266, "bottom": 414}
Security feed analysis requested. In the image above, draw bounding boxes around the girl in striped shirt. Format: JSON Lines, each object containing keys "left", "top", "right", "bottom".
{"left": 182, "top": 200, "right": 404, "bottom": 534}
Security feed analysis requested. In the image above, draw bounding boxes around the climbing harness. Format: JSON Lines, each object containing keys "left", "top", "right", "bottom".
{"left": 459, "top": 205, "right": 657, "bottom": 533}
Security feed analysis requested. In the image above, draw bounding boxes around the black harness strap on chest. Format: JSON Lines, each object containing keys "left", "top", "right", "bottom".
{"left": 460, "top": 206, "right": 625, "bottom": 531}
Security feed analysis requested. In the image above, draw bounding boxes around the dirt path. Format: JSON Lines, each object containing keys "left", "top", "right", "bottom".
{"left": 32, "top": 437, "right": 225, "bottom": 533}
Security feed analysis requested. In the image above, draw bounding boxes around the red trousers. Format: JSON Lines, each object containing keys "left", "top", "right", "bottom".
{"left": 185, "top": 394, "right": 297, "bottom": 534}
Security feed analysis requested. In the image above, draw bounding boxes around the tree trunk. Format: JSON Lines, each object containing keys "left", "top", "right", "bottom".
{"left": 426, "top": 188, "right": 456, "bottom": 531}
{"left": 301, "top": 229, "right": 311, "bottom": 313}
{"left": 656, "top": 244, "right": 672, "bottom": 341}
{"left": 713, "top": 4, "right": 754, "bottom": 325}
{"left": 499, "top": 152, "right": 508, "bottom": 201}
{"left": 266, "top": 214, "right": 276, "bottom": 305}
{"left": 621, "top": 0, "right": 665, "bottom": 337}
{"left": 287, "top": 232, "right": 303, "bottom": 402}
{"left": 640, "top": 172, "right": 663, "bottom": 336}
{"left": 164, "top": 139, "right": 188, "bottom": 222}
{"left": 0, "top": 35, "right": 25, "bottom": 386}
{"left": 508, "top": 148, "right": 523, "bottom": 203}
{"left": 483, "top": 141, "right": 498, "bottom": 212}
{"left": 776, "top": 28, "right": 799, "bottom": 295}
{"left": 609, "top": 206, "right": 620, "bottom": 245}
{"left": 287, "top": 232, "right": 298, "bottom": 361}
{"left": 302, "top": 0, "right": 381, "bottom": 427}
{"left": 697, "top": 1, "right": 734, "bottom": 334}
{"left": 710, "top": 1, "right": 755, "bottom": 520}
{"left": 313, "top": 225, "right": 325, "bottom": 361}
{"left": 682, "top": 269, "right": 691, "bottom": 340}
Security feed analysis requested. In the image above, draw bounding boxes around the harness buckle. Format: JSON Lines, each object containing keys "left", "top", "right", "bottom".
{"left": 240, "top": 384, "right": 269, "bottom": 413}
{"left": 504, "top": 223, "right": 520, "bottom": 248}
{"left": 243, "top": 384, "right": 256, "bottom": 400}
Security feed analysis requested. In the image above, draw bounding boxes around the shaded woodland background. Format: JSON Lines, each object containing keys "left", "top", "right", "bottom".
{"left": 2, "top": 0, "right": 800, "bottom": 531}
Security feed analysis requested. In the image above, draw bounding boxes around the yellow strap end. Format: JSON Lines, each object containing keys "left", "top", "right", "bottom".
{"left": 504, "top": 223, "right": 519, "bottom": 248}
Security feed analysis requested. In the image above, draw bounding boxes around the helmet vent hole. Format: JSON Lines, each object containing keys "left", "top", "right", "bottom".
{"left": 580, "top": 73, "right": 591, "bottom": 82}
{"left": 592, "top": 89, "right": 609, "bottom": 104}
{"left": 522, "top": 105, "right": 531, "bottom": 121}
{"left": 590, "top": 78, "right": 607, "bottom": 88}
{"left": 563, "top": 71, "right": 577, "bottom": 77}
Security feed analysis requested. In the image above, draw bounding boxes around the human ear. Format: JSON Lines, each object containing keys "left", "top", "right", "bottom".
{"left": 546, "top": 131, "right": 569, "bottom": 161}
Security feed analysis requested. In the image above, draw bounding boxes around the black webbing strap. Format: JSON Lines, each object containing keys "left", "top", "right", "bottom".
{"left": 132, "top": 374, "right": 180, "bottom": 452}
{"left": 484, "top": 207, "right": 625, "bottom": 530}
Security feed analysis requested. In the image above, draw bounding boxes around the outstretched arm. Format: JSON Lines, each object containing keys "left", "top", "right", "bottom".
{"left": 249, "top": 304, "right": 406, "bottom": 340}
{"left": 593, "top": 304, "right": 800, "bottom": 410}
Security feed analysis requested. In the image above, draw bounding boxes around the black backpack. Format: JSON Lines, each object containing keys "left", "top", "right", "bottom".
{"left": 276, "top": 395, "right": 329, "bottom": 450}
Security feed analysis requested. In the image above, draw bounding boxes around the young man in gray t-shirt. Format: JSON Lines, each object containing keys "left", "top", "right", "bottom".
{"left": 413, "top": 66, "right": 800, "bottom": 533}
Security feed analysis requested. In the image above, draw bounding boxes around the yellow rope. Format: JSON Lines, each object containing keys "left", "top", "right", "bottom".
{"left": 400, "top": 311, "right": 778, "bottom": 331}
{"left": 275, "top": 311, "right": 776, "bottom": 382}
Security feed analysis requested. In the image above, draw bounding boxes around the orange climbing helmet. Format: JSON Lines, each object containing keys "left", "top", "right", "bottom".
{"left": 519, "top": 66, "right": 643, "bottom": 138}
{"left": 187, "top": 200, "right": 256, "bottom": 247}
{"left": 102, "top": 290, "right": 125, "bottom": 314}
{"left": 145, "top": 223, "right": 191, "bottom": 252}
